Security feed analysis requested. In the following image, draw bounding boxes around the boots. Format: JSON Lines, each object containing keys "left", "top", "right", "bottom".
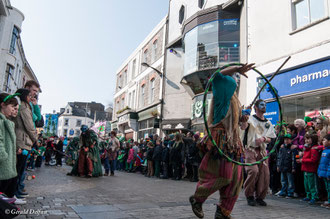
{"left": 189, "top": 196, "right": 204, "bottom": 218}
{"left": 214, "top": 205, "right": 233, "bottom": 219}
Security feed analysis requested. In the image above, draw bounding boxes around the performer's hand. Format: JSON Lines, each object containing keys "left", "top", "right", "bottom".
{"left": 277, "top": 167, "right": 280, "bottom": 172}
{"left": 237, "top": 63, "right": 255, "bottom": 78}
{"left": 17, "top": 148, "right": 22, "bottom": 155}
{"left": 84, "top": 147, "right": 89, "bottom": 152}
{"left": 255, "top": 137, "right": 264, "bottom": 146}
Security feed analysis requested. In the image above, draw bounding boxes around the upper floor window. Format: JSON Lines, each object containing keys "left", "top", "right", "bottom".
{"left": 198, "top": 0, "right": 205, "bottom": 8}
{"left": 76, "top": 119, "right": 82, "bottom": 127}
{"left": 179, "top": 5, "right": 185, "bottom": 24}
{"left": 151, "top": 40, "right": 158, "bottom": 63}
{"left": 128, "top": 92, "right": 132, "bottom": 108}
{"left": 149, "top": 79, "right": 155, "bottom": 103}
{"left": 140, "top": 85, "right": 145, "bottom": 107}
{"left": 3, "top": 64, "right": 14, "bottom": 92}
{"left": 132, "top": 59, "right": 136, "bottom": 78}
{"left": 9, "top": 26, "right": 19, "bottom": 54}
{"left": 292, "top": 0, "right": 327, "bottom": 30}
{"left": 66, "top": 108, "right": 70, "bottom": 113}
{"left": 123, "top": 70, "right": 127, "bottom": 86}
{"left": 64, "top": 119, "right": 69, "bottom": 126}
{"left": 132, "top": 90, "right": 136, "bottom": 108}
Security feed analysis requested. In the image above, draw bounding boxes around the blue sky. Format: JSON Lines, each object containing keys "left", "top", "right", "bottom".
{"left": 11, "top": 0, "right": 169, "bottom": 114}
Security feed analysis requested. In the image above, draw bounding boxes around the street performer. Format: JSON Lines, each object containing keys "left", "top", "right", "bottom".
{"left": 68, "top": 125, "right": 103, "bottom": 177}
{"left": 189, "top": 63, "right": 254, "bottom": 219}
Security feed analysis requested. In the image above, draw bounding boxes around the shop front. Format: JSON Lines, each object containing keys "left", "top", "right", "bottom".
{"left": 259, "top": 57, "right": 330, "bottom": 124}
{"left": 137, "top": 106, "right": 160, "bottom": 140}
{"left": 117, "top": 112, "right": 138, "bottom": 140}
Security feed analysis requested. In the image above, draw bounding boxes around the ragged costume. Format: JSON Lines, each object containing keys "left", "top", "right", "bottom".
{"left": 69, "top": 126, "right": 103, "bottom": 177}
{"left": 190, "top": 72, "right": 244, "bottom": 218}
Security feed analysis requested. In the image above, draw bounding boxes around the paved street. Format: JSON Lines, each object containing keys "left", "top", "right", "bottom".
{"left": 15, "top": 165, "right": 329, "bottom": 219}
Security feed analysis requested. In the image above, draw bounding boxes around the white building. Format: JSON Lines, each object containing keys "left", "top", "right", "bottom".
{"left": 57, "top": 103, "right": 94, "bottom": 138}
{"left": 244, "top": 0, "right": 330, "bottom": 123}
{"left": 0, "top": 0, "right": 38, "bottom": 93}
{"left": 112, "top": 16, "right": 167, "bottom": 140}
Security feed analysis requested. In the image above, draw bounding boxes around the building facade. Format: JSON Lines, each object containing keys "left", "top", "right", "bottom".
{"left": 0, "top": 0, "right": 38, "bottom": 93}
{"left": 57, "top": 102, "right": 106, "bottom": 138}
{"left": 245, "top": 0, "right": 330, "bottom": 124}
{"left": 112, "top": 17, "right": 167, "bottom": 140}
{"left": 165, "top": 0, "right": 244, "bottom": 134}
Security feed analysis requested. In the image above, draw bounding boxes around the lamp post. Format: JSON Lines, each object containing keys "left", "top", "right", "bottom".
{"left": 141, "top": 62, "right": 165, "bottom": 137}
{"left": 141, "top": 62, "right": 163, "bottom": 77}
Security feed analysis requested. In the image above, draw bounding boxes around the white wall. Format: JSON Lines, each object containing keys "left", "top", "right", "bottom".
{"left": 244, "top": 0, "right": 330, "bottom": 104}
{"left": 57, "top": 115, "right": 93, "bottom": 138}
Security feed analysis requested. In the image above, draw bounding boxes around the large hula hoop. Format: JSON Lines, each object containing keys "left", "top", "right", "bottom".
{"left": 203, "top": 63, "right": 283, "bottom": 166}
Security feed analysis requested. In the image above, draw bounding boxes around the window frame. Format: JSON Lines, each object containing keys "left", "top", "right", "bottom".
{"left": 9, "top": 26, "right": 19, "bottom": 54}
{"left": 149, "top": 79, "right": 155, "bottom": 104}
{"left": 151, "top": 40, "right": 158, "bottom": 63}
{"left": 64, "top": 119, "right": 69, "bottom": 126}
{"left": 292, "top": 0, "right": 328, "bottom": 31}
{"left": 3, "top": 64, "right": 14, "bottom": 92}
{"left": 179, "top": 5, "right": 185, "bottom": 24}
{"left": 76, "top": 119, "right": 82, "bottom": 127}
{"left": 140, "top": 85, "right": 145, "bottom": 108}
{"left": 198, "top": 0, "right": 205, "bottom": 9}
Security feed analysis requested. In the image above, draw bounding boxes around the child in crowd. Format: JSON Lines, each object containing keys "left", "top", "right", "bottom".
{"left": 117, "top": 150, "right": 125, "bottom": 171}
{"left": 35, "top": 142, "right": 46, "bottom": 168}
{"left": 317, "top": 134, "right": 330, "bottom": 208}
{"left": 127, "top": 144, "right": 135, "bottom": 172}
{"left": 277, "top": 134, "right": 298, "bottom": 198}
{"left": 299, "top": 133, "right": 320, "bottom": 204}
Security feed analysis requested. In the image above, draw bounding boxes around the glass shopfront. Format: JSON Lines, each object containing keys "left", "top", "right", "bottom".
{"left": 259, "top": 57, "right": 330, "bottom": 124}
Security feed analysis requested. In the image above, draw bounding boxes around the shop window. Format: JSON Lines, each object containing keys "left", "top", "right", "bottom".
{"left": 179, "top": 5, "right": 185, "bottom": 24}
{"left": 75, "top": 129, "right": 80, "bottom": 136}
{"left": 9, "top": 26, "right": 19, "bottom": 54}
{"left": 280, "top": 92, "right": 330, "bottom": 123}
{"left": 292, "top": 0, "right": 327, "bottom": 30}
{"left": 3, "top": 64, "right": 14, "bottom": 92}
{"left": 198, "top": 0, "right": 205, "bottom": 8}
{"left": 63, "top": 129, "right": 68, "bottom": 136}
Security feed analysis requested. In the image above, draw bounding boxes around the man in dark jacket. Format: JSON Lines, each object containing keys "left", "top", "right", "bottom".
{"left": 277, "top": 134, "right": 298, "bottom": 198}
{"left": 153, "top": 139, "right": 163, "bottom": 178}
{"left": 161, "top": 141, "right": 170, "bottom": 179}
{"left": 55, "top": 136, "right": 64, "bottom": 166}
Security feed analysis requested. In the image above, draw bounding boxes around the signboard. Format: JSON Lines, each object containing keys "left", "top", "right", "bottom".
{"left": 44, "top": 114, "right": 59, "bottom": 136}
{"left": 264, "top": 101, "right": 279, "bottom": 125}
{"left": 69, "top": 129, "right": 74, "bottom": 135}
{"left": 118, "top": 114, "right": 129, "bottom": 124}
{"left": 260, "top": 58, "right": 330, "bottom": 100}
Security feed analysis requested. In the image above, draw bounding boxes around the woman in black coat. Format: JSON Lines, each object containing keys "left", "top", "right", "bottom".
{"left": 170, "top": 133, "right": 184, "bottom": 180}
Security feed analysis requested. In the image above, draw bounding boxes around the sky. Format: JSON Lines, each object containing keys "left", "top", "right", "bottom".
{"left": 11, "top": 0, "right": 169, "bottom": 114}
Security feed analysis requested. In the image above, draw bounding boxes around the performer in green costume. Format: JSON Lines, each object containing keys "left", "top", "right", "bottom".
{"left": 68, "top": 125, "right": 103, "bottom": 177}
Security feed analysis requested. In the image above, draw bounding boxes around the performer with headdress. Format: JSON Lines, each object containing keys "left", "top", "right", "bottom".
{"left": 68, "top": 125, "right": 103, "bottom": 177}
{"left": 189, "top": 64, "right": 254, "bottom": 219}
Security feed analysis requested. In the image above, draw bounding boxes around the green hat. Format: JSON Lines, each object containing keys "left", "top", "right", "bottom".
{"left": 283, "top": 134, "right": 292, "bottom": 139}
{"left": 304, "top": 116, "right": 312, "bottom": 123}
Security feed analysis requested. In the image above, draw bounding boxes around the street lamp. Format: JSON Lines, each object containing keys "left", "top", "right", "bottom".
{"left": 141, "top": 62, "right": 163, "bottom": 77}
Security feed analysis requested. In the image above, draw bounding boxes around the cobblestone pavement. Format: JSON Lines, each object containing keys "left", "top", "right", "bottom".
{"left": 14, "top": 165, "right": 329, "bottom": 219}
